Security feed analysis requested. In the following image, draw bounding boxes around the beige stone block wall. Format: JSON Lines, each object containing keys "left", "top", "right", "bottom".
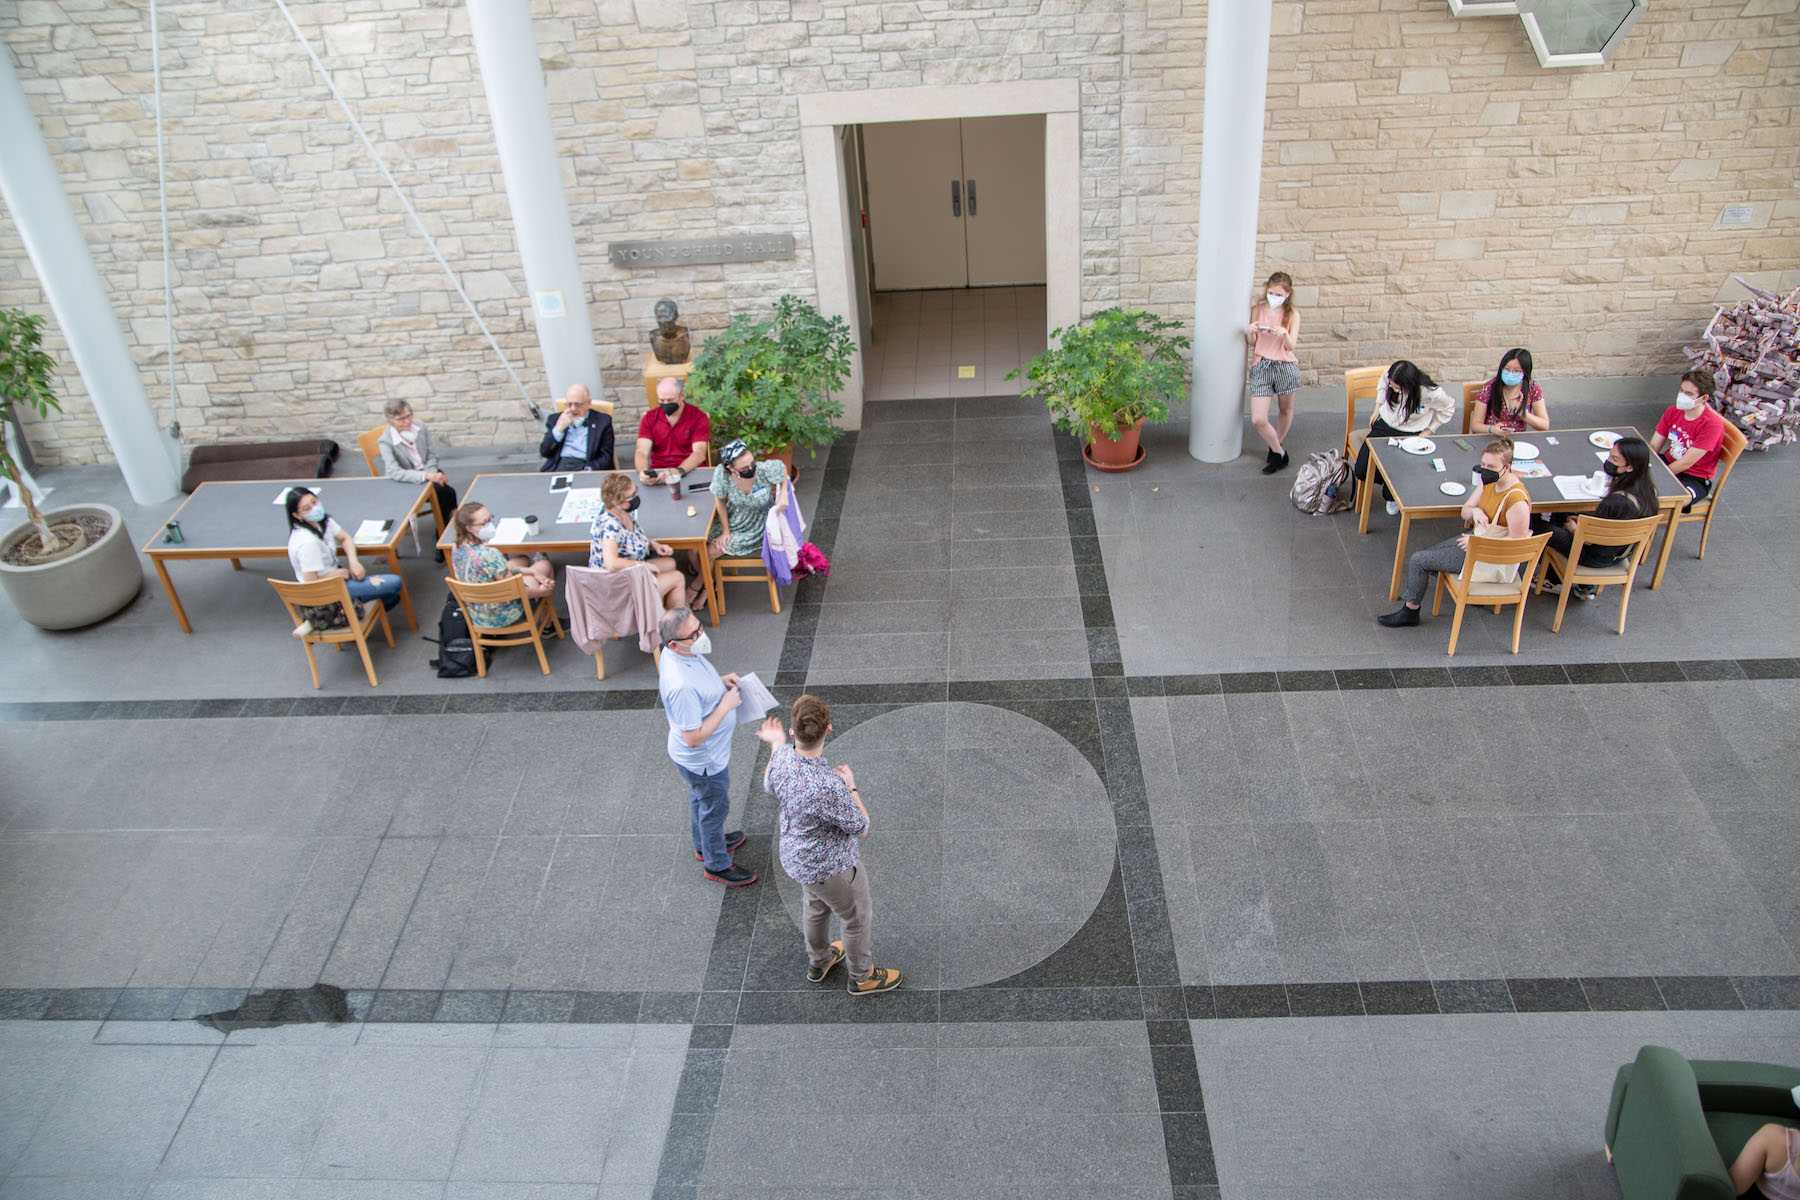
{"left": 1, "top": 0, "right": 1795, "bottom": 465}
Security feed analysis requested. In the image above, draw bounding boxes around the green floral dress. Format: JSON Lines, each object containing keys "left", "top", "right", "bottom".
{"left": 710, "top": 459, "right": 788, "bottom": 557}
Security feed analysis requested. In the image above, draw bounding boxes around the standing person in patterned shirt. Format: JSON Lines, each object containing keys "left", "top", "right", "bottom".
{"left": 757, "top": 696, "right": 902, "bottom": 996}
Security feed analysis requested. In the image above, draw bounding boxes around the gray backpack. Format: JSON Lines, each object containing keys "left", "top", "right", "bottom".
{"left": 1290, "top": 449, "right": 1354, "bottom": 516}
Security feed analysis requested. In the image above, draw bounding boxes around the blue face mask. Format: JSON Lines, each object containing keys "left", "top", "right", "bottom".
{"left": 306, "top": 503, "right": 327, "bottom": 523}
{"left": 1500, "top": 369, "right": 1524, "bottom": 387}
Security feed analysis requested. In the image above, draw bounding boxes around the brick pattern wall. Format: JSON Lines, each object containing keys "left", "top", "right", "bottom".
{"left": 1, "top": 0, "right": 1795, "bottom": 465}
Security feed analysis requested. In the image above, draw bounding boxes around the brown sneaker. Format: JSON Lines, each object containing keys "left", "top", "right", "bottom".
{"left": 807, "top": 940, "right": 845, "bottom": 983}
{"left": 846, "top": 966, "right": 902, "bottom": 997}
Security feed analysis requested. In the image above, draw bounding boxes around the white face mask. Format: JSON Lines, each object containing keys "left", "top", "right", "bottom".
{"left": 691, "top": 630, "right": 712, "bottom": 656}
{"left": 1676, "top": 391, "right": 1700, "bottom": 412}
{"left": 476, "top": 520, "right": 497, "bottom": 542}
{"left": 1265, "top": 291, "right": 1287, "bottom": 308}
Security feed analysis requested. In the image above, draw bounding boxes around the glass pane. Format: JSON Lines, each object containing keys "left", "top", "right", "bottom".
{"left": 1530, "top": 0, "right": 1638, "bottom": 55}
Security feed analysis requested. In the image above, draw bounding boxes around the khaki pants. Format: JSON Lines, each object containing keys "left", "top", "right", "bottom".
{"left": 803, "top": 864, "right": 873, "bottom": 981}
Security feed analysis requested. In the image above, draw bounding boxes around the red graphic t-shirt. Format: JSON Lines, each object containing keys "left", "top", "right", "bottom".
{"left": 1655, "top": 404, "right": 1725, "bottom": 479}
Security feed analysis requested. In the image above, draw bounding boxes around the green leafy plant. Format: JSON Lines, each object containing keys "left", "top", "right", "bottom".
{"left": 686, "top": 294, "right": 852, "bottom": 459}
{"left": 0, "top": 308, "right": 66, "bottom": 553}
{"left": 1009, "top": 307, "right": 1191, "bottom": 442}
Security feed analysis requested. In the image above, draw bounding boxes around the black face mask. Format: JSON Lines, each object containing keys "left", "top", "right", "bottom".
{"left": 1389, "top": 389, "right": 1405, "bottom": 407}
{"left": 625, "top": 495, "right": 642, "bottom": 513}
{"left": 1474, "top": 466, "right": 1501, "bottom": 485}
{"left": 1602, "top": 460, "right": 1620, "bottom": 477}
{"left": 660, "top": 401, "right": 680, "bottom": 417}
{"left": 736, "top": 465, "right": 756, "bottom": 480}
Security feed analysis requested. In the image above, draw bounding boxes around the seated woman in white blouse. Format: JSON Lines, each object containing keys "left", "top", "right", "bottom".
{"left": 1354, "top": 359, "right": 1456, "bottom": 516}
{"left": 283, "top": 487, "right": 402, "bottom": 633}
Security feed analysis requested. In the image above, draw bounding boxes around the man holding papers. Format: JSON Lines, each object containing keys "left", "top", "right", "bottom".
{"left": 658, "top": 607, "right": 757, "bottom": 888}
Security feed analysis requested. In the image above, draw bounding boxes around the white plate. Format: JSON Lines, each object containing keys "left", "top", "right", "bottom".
{"left": 1399, "top": 437, "right": 1436, "bottom": 455}
{"left": 1512, "top": 441, "right": 1540, "bottom": 460}
{"left": 1589, "top": 430, "right": 1621, "bottom": 448}
{"left": 1439, "top": 480, "right": 1468, "bottom": 497}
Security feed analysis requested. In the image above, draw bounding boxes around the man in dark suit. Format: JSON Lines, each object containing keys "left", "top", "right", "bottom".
{"left": 539, "top": 383, "right": 615, "bottom": 472}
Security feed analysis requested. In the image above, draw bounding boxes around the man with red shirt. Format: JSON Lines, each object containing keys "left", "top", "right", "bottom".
{"left": 636, "top": 378, "right": 711, "bottom": 483}
{"left": 1651, "top": 368, "right": 1727, "bottom": 512}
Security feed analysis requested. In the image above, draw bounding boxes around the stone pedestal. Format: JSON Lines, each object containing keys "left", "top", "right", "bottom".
{"left": 643, "top": 353, "right": 695, "bottom": 408}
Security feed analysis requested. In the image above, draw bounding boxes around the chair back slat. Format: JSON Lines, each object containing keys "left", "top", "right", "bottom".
{"left": 269, "top": 576, "right": 356, "bottom": 629}
{"left": 1343, "top": 365, "right": 1384, "bottom": 451}
{"left": 1711, "top": 419, "right": 1748, "bottom": 495}
{"left": 445, "top": 573, "right": 529, "bottom": 606}
{"left": 1462, "top": 531, "right": 1552, "bottom": 570}
{"left": 357, "top": 425, "right": 384, "bottom": 477}
{"left": 554, "top": 395, "right": 617, "bottom": 416}
{"left": 1568, "top": 513, "right": 1663, "bottom": 550}
{"left": 1461, "top": 382, "right": 1483, "bottom": 434}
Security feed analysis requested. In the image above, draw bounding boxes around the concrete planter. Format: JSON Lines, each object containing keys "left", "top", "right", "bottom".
{"left": 0, "top": 503, "right": 143, "bottom": 630}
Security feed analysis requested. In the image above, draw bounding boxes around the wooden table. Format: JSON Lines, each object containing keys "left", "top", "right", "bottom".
{"left": 1357, "top": 426, "right": 1690, "bottom": 601}
{"left": 144, "top": 477, "right": 428, "bottom": 634}
{"left": 440, "top": 469, "right": 722, "bottom": 627}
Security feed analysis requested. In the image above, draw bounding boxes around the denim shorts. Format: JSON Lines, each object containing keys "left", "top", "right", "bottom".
{"left": 1248, "top": 357, "right": 1301, "bottom": 398}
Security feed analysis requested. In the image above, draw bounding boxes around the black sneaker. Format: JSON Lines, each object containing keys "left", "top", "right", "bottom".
{"left": 1260, "top": 450, "right": 1290, "bottom": 476}
{"left": 703, "top": 864, "right": 759, "bottom": 888}
{"left": 693, "top": 830, "right": 747, "bottom": 862}
{"left": 1376, "top": 606, "right": 1421, "bottom": 628}
{"left": 1572, "top": 585, "right": 1597, "bottom": 602}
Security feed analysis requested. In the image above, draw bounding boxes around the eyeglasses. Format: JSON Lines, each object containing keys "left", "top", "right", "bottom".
{"left": 669, "top": 626, "right": 701, "bottom": 643}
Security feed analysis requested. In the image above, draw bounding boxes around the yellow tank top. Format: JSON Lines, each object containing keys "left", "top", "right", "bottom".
{"left": 1478, "top": 479, "right": 1530, "bottom": 526}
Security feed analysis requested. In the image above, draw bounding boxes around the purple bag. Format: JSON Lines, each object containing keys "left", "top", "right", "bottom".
{"left": 761, "top": 497, "right": 806, "bottom": 586}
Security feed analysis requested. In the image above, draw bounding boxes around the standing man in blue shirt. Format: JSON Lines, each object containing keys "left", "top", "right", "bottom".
{"left": 539, "top": 383, "right": 615, "bottom": 472}
{"left": 657, "top": 607, "right": 757, "bottom": 887}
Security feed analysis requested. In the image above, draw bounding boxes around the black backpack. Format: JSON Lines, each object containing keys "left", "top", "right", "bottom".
{"left": 428, "top": 595, "right": 477, "bottom": 678}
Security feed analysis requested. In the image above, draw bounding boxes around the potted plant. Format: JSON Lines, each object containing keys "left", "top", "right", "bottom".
{"left": 1010, "top": 307, "right": 1190, "bottom": 471}
{"left": 686, "top": 294, "right": 853, "bottom": 476}
{"left": 0, "top": 307, "right": 143, "bottom": 629}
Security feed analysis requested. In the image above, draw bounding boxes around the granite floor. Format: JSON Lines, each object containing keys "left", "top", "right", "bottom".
{"left": 2, "top": 387, "right": 1798, "bottom": 1199}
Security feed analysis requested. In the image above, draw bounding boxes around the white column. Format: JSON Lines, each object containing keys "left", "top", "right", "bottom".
{"left": 800, "top": 125, "right": 864, "bottom": 429}
{"left": 0, "top": 47, "right": 181, "bottom": 503}
{"left": 468, "top": 1, "right": 599, "bottom": 407}
{"left": 1188, "top": 0, "right": 1274, "bottom": 464}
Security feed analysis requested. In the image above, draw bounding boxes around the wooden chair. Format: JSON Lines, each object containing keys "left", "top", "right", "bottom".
{"left": 1530, "top": 514, "right": 1663, "bottom": 635}
{"left": 563, "top": 564, "right": 663, "bottom": 680}
{"left": 444, "top": 574, "right": 566, "bottom": 676}
{"left": 1431, "top": 532, "right": 1552, "bottom": 656}
{"left": 1461, "top": 382, "right": 1483, "bottom": 435}
{"left": 1342, "top": 365, "right": 1386, "bottom": 459}
{"left": 706, "top": 501, "right": 780, "bottom": 617}
{"left": 1655, "top": 420, "right": 1747, "bottom": 569}
{"left": 269, "top": 576, "right": 395, "bottom": 689}
{"left": 357, "top": 423, "right": 441, "bottom": 549}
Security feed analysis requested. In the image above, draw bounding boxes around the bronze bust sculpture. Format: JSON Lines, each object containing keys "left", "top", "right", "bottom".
{"left": 650, "top": 298, "right": 690, "bottom": 364}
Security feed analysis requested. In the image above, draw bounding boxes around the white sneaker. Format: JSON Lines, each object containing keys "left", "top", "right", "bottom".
{"left": 1384, "top": 501, "right": 1399, "bottom": 516}
{"left": 291, "top": 620, "right": 313, "bottom": 639}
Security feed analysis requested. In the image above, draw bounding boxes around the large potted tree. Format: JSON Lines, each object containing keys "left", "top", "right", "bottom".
{"left": 686, "top": 294, "right": 852, "bottom": 477}
{"left": 1010, "top": 307, "right": 1190, "bottom": 471}
{"left": 0, "top": 308, "right": 143, "bottom": 629}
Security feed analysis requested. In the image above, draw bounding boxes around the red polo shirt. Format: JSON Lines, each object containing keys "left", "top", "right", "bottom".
{"left": 637, "top": 404, "right": 711, "bottom": 470}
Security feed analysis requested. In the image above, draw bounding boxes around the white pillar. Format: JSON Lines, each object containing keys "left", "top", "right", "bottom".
{"left": 1188, "top": 0, "right": 1274, "bottom": 464}
{"left": 800, "top": 125, "right": 864, "bottom": 429}
{"left": 0, "top": 47, "right": 181, "bottom": 503}
{"left": 468, "top": 1, "right": 600, "bottom": 408}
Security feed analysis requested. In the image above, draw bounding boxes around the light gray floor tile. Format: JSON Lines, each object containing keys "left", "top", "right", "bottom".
{"left": 449, "top": 1047, "right": 632, "bottom": 1183}
{"left": 303, "top": 1045, "right": 486, "bottom": 1179}
{"left": 14, "top": 1044, "right": 215, "bottom": 1180}
{"left": 161, "top": 1046, "right": 345, "bottom": 1178}
{"left": 0, "top": 1041, "right": 79, "bottom": 1176}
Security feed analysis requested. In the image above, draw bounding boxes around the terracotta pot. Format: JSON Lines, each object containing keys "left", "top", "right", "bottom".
{"left": 1086, "top": 418, "right": 1145, "bottom": 468}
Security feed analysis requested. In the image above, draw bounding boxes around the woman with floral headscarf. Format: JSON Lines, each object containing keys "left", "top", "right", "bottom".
{"left": 709, "top": 439, "right": 790, "bottom": 559}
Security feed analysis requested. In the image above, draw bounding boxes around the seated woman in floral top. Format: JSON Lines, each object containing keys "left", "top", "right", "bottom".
{"left": 709, "top": 439, "right": 790, "bottom": 560}
{"left": 1470, "top": 347, "right": 1549, "bottom": 435}
{"left": 589, "top": 472, "right": 693, "bottom": 610}
{"left": 450, "top": 501, "right": 555, "bottom": 628}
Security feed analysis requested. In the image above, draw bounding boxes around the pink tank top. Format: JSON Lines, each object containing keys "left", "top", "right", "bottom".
{"left": 1251, "top": 303, "right": 1297, "bottom": 363}
{"left": 1763, "top": 1128, "right": 1800, "bottom": 1200}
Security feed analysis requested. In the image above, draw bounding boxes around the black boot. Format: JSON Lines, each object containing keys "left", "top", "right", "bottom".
{"left": 1377, "top": 606, "right": 1421, "bottom": 628}
{"left": 1261, "top": 450, "right": 1290, "bottom": 475}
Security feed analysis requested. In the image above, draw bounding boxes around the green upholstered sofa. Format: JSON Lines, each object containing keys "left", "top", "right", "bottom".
{"left": 1606, "top": 1045, "right": 1800, "bottom": 1200}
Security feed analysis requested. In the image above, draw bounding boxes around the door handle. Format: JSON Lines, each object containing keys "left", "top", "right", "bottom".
{"left": 950, "top": 179, "right": 961, "bottom": 217}
{"left": 967, "top": 178, "right": 977, "bottom": 217}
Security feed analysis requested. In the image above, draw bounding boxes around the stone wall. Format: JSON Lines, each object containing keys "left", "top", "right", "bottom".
{"left": 0, "top": 0, "right": 1795, "bottom": 465}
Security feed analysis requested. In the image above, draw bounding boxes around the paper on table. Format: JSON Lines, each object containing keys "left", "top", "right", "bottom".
{"left": 492, "top": 517, "right": 531, "bottom": 542}
{"left": 1513, "top": 461, "right": 1550, "bottom": 479}
{"left": 352, "top": 518, "right": 392, "bottom": 546}
{"left": 556, "top": 488, "right": 603, "bottom": 525}
{"left": 1553, "top": 475, "right": 1603, "bottom": 501}
{"left": 735, "top": 671, "right": 779, "bottom": 724}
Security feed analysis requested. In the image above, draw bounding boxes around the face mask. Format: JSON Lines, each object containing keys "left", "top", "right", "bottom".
{"left": 1500, "top": 369, "right": 1524, "bottom": 387}
{"left": 660, "top": 401, "right": 680, "bottom": 416}
{"left": 1676, "top": 392, "right": 1699, "bottom": 412}
{"left": 690, "top": 630, "right": 712, "bottom": 656}
{"left": 1473, "top": 467, "right": 1500, "bottom": 486}
{"left": 625, "top": 495, "right": 641, "bottom": 513}
{"left": 1265, "top": 292, "right": 1286, "bottom": 308}
{"left": 1602, "top": 460, "right": 1620, "bottom": 478}
{"left": 736, "top": 465, "right": 756, "bottom": 480}
{"left": 476, "top": 520, "right": 497, "bottom": 541}
{"left": 1388, "top": 390, "right": 1404, "bottom": 407}
{"left": 305, "top": 504, "right": 327, "bottom": 523}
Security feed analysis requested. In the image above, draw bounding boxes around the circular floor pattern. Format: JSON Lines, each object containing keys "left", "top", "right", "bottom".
{"left": 770, "top": 702, "right": 1118, "bottom": 989}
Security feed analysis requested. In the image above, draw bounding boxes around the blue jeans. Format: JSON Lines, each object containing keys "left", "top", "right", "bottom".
{"left": 346, "top": 573, "right": 403, "bottom": 611}
{"left": 675, "top": 762, "right": 731, "bottom": 872}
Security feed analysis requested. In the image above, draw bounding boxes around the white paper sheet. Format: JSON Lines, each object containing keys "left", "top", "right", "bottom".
{"left": 1553, "top": 474, "right": 1604, "bottom": 501}
{"left": 556, "top": 488, "right": 603, "bottom": 525}
{"left": 493, "top": 517, "right": 532, "bottom": 543}
{"left": 352, "top": 518, "right": 392, "bottom": 546}
{"left": 1513, "top": 461, "right": 1550, "bottom": 479}
{"left": 273, "top": 486, "right": 318, "bottom": 505}
{"left": 734, "top": 671, "right": 779, "bottom": 724}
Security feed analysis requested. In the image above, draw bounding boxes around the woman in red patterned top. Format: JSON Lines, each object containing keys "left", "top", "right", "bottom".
{"left": 1470, "top": 347, "right": 1549, "bottom": 435}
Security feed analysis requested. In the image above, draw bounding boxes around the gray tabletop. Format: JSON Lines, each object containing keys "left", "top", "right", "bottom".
{"left": 1371, "top": 426, "right": 1689, "bottom": 512}
{"left": 443, "top": 469, "right": 719, "bottom": 553}
{"left": 149, "top": 478, "right": 427, "bottom": 552}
